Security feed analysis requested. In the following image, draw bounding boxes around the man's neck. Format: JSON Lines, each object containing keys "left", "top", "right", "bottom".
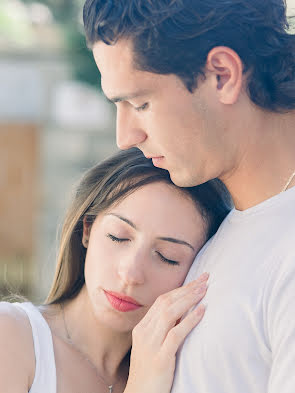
{"left": 220, "top": 110, "right": 295, "bottom": 211}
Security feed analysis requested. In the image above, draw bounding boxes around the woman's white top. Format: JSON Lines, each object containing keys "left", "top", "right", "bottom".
{"left": 13, "top": 302, "right": 57, "bottom": 393}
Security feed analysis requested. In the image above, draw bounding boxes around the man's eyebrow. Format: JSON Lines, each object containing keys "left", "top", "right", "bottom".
{"left": 157, "top": 237, "right": 195, "bottom": 251}
{"left": 104, "top": 89, "right": 151, "bottom": 104}
{"left": 107, "top": 213, "right": 195, "bottom": 251}
{"left": 107, "top": 213, "right": 138, "bottom": 229}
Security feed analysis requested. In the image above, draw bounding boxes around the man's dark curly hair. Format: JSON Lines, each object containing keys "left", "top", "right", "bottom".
{"left": 83, "top": 0, "right": 295, "bottom": 112}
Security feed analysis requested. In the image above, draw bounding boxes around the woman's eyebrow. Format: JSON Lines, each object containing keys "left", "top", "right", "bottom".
{"left": 107, "top": 213, "right": 137, "bottom": 229}
{"left": 157, "top": 237, "right": 195, "bottom": 251}
{"left": 106, "top": 213, "right": 195, "bottom": 251}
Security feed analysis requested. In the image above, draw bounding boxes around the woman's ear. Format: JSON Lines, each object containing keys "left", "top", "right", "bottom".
{"left": 206, "top": 46, "right": 243, "bottom": 105}
{"left": 82, "top": 216, "right": 92, "bottom": 248}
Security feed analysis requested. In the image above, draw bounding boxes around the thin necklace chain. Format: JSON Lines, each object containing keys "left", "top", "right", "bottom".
{"left": 281, "top": 170, "right": 295, "bottom": 193}
{"left": 60, "top": 303, "right": 119, "bottom": 393}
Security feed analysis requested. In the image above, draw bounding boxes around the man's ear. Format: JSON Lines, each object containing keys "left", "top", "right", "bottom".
{"left": 82, "top": 216, "right": 92, "bottom": 248}
{"left": 206, "top": 46, "right": 243, "bottom": 105}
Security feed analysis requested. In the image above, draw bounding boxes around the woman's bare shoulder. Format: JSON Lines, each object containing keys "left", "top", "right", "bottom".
{"left": 0, "top": 301, "right": 33, "bottom": 336}
{"left": 0, "top": 302, "right": 35, "bottom": 392}
{"left": 0, "top": 300, "right": 27, "bottom": 320}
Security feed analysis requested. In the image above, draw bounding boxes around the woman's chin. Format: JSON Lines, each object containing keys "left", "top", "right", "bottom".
{"left": 93, "top": 304, "right": 142, "bottom": 333}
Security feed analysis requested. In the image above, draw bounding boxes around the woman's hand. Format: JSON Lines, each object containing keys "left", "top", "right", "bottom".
{"left": 124, "top": 273, "right": 208, "bottom": 393}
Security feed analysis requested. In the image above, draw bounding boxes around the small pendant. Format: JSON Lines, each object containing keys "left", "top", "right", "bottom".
{"left": 108, "top": 385, "right": 113, "bottom": 393}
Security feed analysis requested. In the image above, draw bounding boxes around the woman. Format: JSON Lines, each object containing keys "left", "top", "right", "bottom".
{"left": 0, "top": 148, "right": 231, "bottom": 393}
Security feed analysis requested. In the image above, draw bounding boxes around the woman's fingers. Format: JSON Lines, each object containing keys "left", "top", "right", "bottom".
{"left": 140, "top": 272, "right": 209, "bottom": 326}
{"left": 162, "top": 304, "right": 206, "bottom": 356}
{"left": 148, "top": 273, "right": 208, "bottom": 326}
{"left": 134, "top": 273, "right": 209, "bottom": 347}
{"left": 128, "top": 275, "right": 208, "bottom": 393}
{"left": 150, "top": 283, "right": 207, "bottom": 342}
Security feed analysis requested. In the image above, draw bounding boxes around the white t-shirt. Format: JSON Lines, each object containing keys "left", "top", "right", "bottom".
{"left": 171, "top": 186, "right": 295, "bottom": 393}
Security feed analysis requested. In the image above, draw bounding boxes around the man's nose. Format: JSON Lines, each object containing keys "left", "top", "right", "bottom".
{"left": 116, "top": 106, "right": 147, "bottom": 150}
{"left": 117, "top": 252, "right": 145, "bottom": 286}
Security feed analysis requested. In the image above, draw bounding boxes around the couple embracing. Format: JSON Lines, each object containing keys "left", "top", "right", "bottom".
{"left": 1, "top": 1, "right": 295, "bottom": 393}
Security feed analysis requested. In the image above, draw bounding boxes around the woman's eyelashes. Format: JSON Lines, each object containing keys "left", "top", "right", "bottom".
{"left": 107, "top": 233, "right": 180, "bottom": 266}
{"left": 155, "top": 251, "right": 180, "bottom": 266}
{"left": 107, "top": 233, "right": 130, "bottom": 243}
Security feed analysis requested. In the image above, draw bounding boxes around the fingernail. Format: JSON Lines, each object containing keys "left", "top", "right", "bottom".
{"left": 196, "top": 304, "right": 206, "bottom": 315}
{"left": 192, "top": 273, "right": 209, "bottom": 288}
{"left": 195, "top": 284, "right": 207, "bottom": 294}
{"left": 199, "top": 272, "right": 209, "bottom": 281}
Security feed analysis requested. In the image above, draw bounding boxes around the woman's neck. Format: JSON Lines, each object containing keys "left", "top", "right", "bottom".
{"left": 48, "top": 286, "right": 132, "bottom": 381}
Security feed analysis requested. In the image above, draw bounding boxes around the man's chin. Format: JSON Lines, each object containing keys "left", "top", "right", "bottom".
{"left": 169, "top": 170, "right": 201, "bottom": 188}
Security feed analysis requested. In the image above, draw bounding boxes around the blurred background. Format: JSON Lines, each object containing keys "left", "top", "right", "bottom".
{"left": 0, "top": 0, "right": 295, "bottom": 302}
{"left": 0, "top": 0, "right": 117, "bottom": 302}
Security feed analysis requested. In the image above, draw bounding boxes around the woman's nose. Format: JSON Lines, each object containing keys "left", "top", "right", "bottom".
{"left": 116, "top": 106, "right": 147, "bottom": 150}
{"left": 117, "top": 253, "right": 145, "bottom": 286}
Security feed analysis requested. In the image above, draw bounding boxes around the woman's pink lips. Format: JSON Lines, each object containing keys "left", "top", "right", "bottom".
{"left": 104, "top": 290, "right": 143, "bottom": 312}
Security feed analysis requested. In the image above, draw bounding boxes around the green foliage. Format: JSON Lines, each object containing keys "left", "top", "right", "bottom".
{"left": 20, "top": 0, "right": 101, "bottom": 88}
{"left": 63, "top": 23, "right": 102, "bottom": 87}
{"left": 21, "top": 0, "right": 79, "bottom": 23}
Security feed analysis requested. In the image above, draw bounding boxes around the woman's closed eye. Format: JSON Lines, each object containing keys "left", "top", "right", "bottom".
{"left": 156, "top": 251, "right": 179, "bottom": 266}
{"left": 107, "top": 233, "right": 130, "bottom": 242}
{"left": 107, "top": 234, "right": 180, "bottom": 266}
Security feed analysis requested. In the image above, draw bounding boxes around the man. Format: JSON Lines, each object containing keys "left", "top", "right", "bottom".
{"left": 83, "top": 1, "right": 295, "bottom": 392}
